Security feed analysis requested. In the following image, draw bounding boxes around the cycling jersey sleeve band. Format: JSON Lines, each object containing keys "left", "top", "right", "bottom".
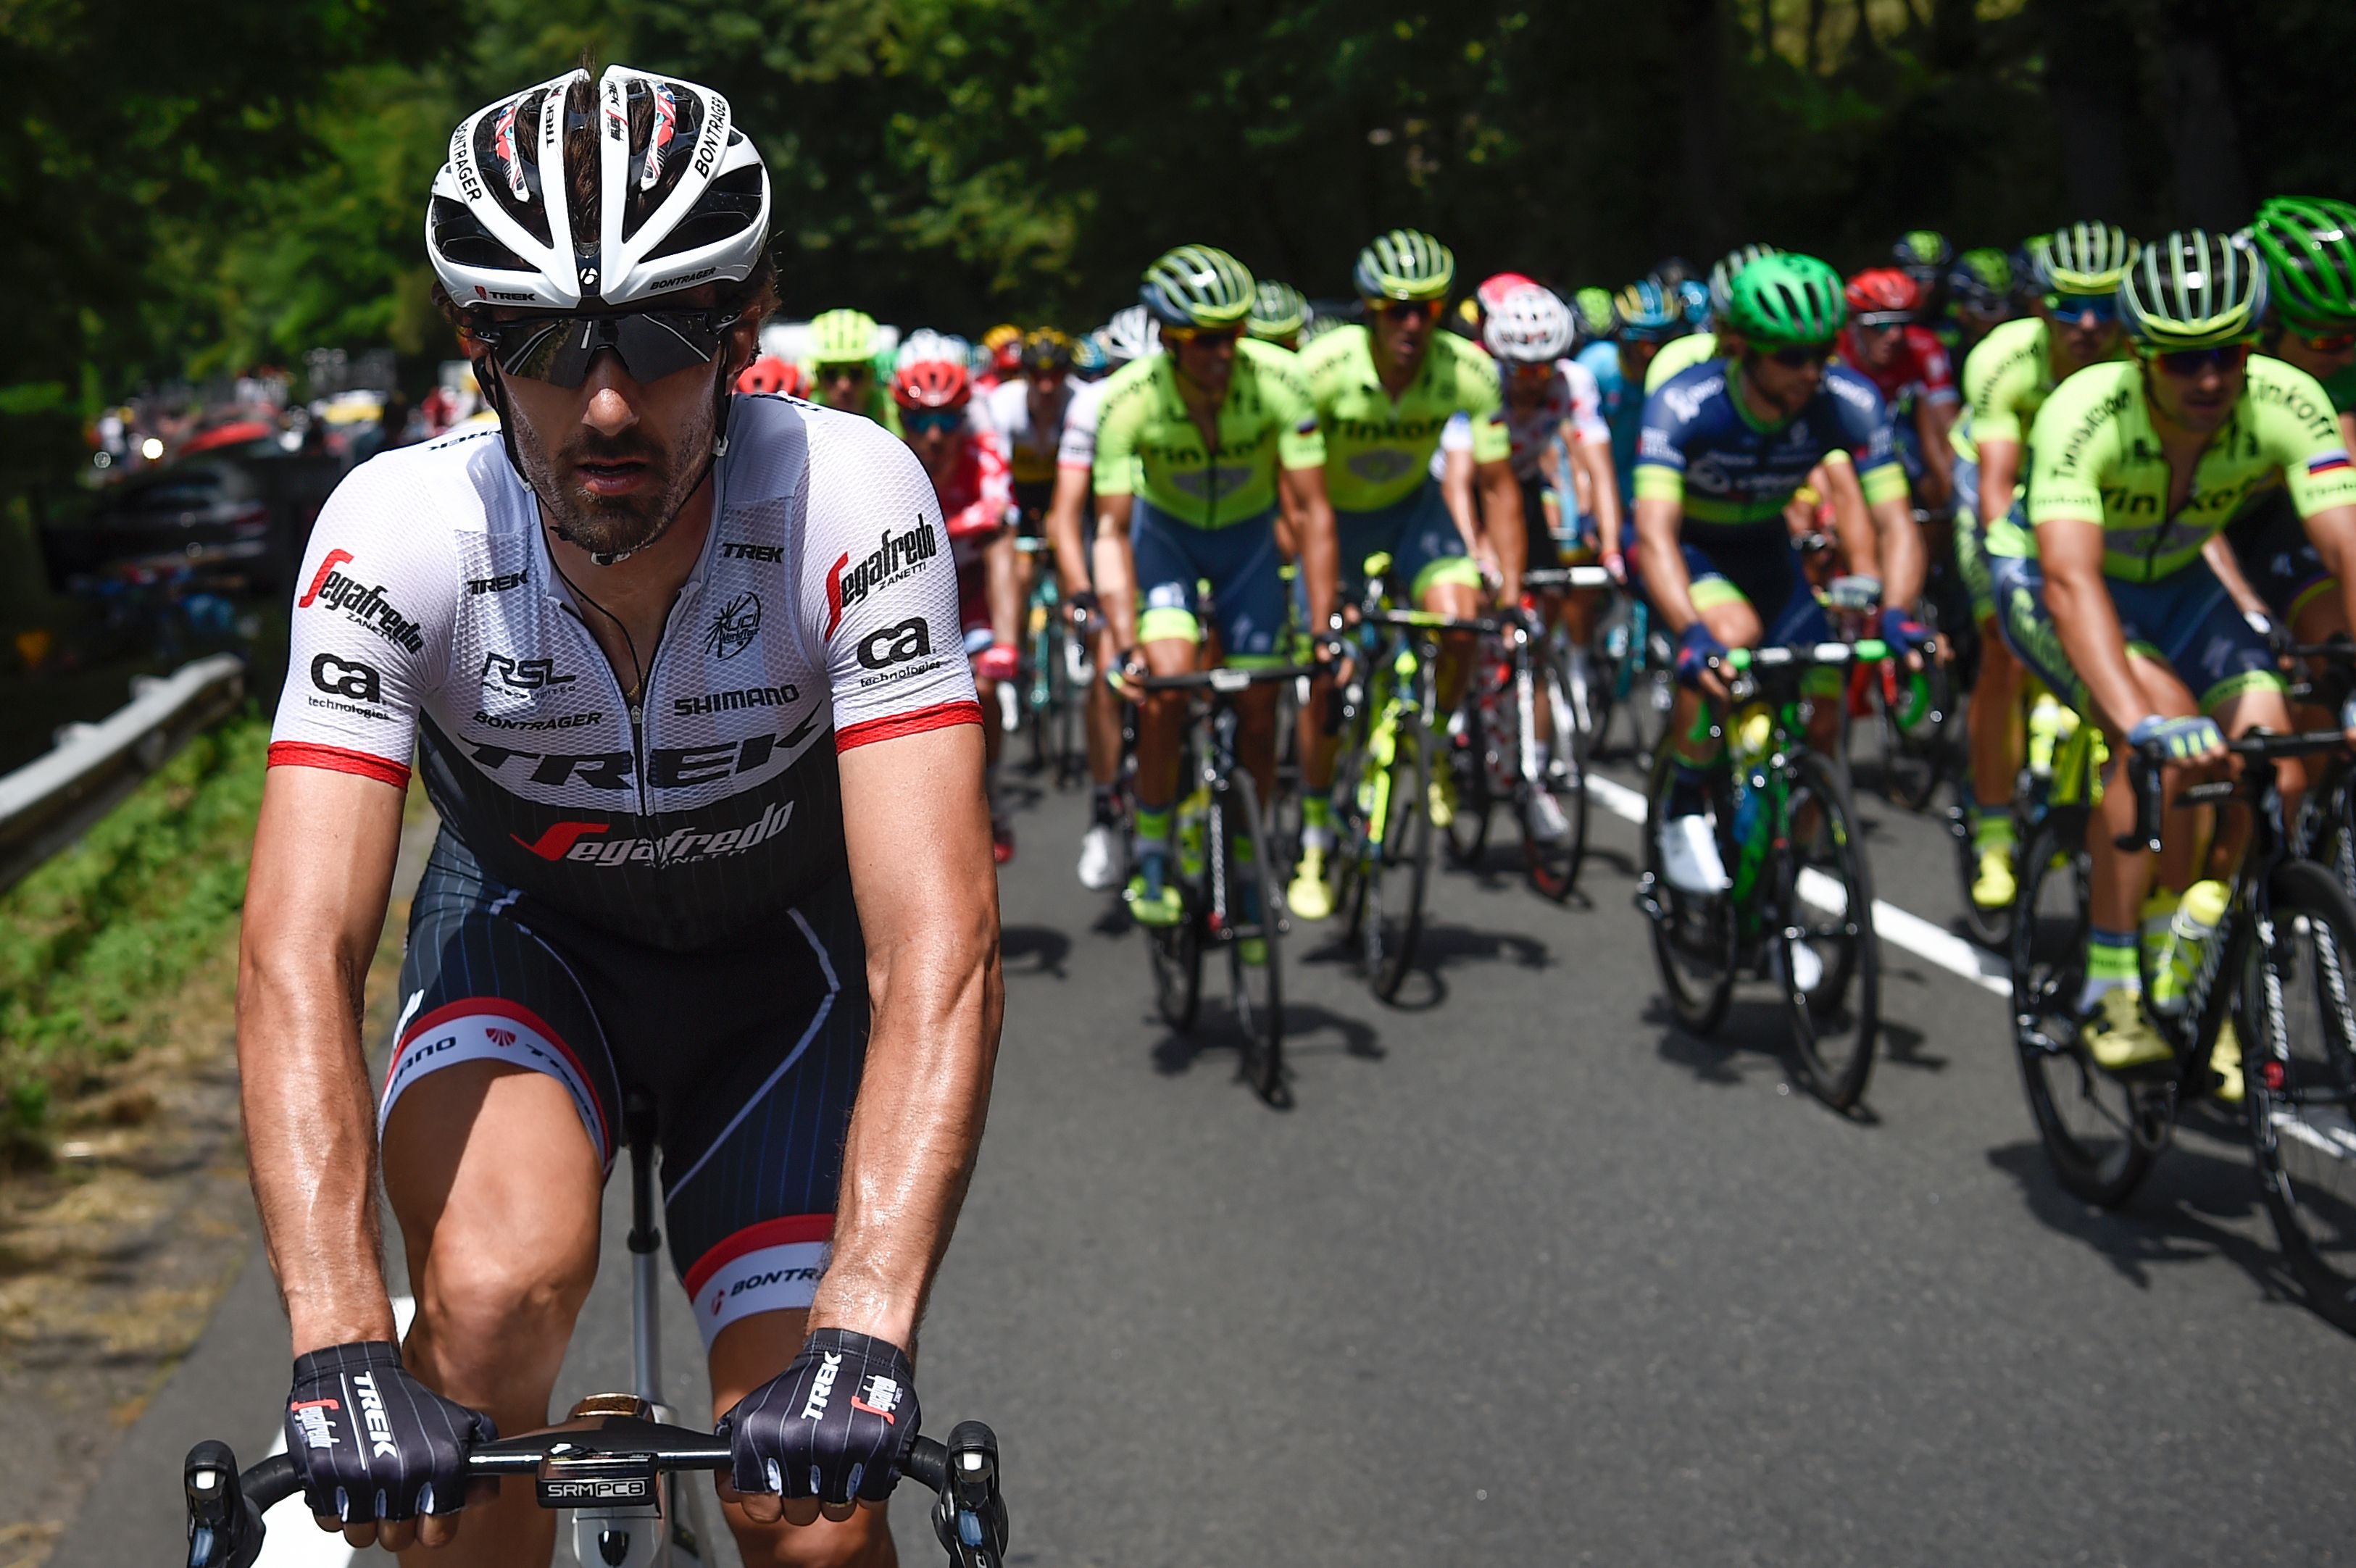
{"left": 836, "top": 700, "right": 984, "bottom": 752}
{"left": 266, "top": 740, "right": 413, "bottom": 788}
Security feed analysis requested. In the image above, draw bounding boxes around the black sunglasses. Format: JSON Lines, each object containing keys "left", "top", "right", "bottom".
{"left": 475, "top": 309, "right": 736, "bottom": 389}
{"left": 1768, "top": 344, "right": 1834, "bottom": 368}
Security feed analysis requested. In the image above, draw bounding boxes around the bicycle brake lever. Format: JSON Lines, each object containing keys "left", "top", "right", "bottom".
{"left": 929, "top": 1421, "right": 1009, "bottom": 1568}
{"left": 185, "top": 1441, "right": 256, "bottom": 1568}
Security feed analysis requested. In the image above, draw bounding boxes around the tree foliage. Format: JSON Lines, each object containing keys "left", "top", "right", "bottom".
{"left": 10, "top": 0, "right": 2356, "bottom": 489}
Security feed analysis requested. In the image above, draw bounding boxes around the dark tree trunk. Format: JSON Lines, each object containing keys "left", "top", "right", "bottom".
{"left": 2157, "top": 1, "right": 2249, "bottom": 226}
{"left": 2035, "top": 0, "right": 2134, "bottom": 221}
{"left": 1676, "top": 0, "right": 1746, "bottom": 252}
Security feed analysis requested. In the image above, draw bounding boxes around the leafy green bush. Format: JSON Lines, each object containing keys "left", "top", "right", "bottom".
{"left": 0, "top": 711, "right": 267, "bottom": 1160}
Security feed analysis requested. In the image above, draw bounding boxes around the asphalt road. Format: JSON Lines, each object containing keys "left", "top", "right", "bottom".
{"left": 63, "top": 743, "right": 2356, "bottom": 1567}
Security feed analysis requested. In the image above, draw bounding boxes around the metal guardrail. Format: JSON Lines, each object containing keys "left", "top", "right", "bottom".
{"left": 0, "top": 653, "right": 247, "bottom": 893}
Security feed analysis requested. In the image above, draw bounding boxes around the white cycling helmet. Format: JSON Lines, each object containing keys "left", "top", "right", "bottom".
{"left": 896, "top": 328, "right": 968, "bottom": 370}
{"left": 1098, "top": 305, "right": 1162, "bottom": 367}
{"left": 428, "top": 64, "right": 771, "bottom": 312}
{"left": 1482, "top": 284, "right": 1575, "bottom": 362}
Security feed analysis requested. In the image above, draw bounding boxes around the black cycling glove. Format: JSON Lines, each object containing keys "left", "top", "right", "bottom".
{"left": 284, "top": 1341, "right": 494, "bottom": 1524}
{"left": 720, "top": 1328, "right": 917, "bottom": 1505}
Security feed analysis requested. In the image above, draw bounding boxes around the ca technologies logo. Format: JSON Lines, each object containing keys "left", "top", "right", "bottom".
{"left": 351, "top": 1372, "right": 400, "bottom": 1459}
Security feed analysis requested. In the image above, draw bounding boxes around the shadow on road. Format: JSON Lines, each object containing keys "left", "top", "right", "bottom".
{"left": 1644, "top": 996, "right": 1791, "bottom": 1090}
{"left": 1146, "top": 1002, "right": 1383, "bottom": 1090}
{"left": 1001, "top": 922, "right": 1073, "bottom": 979}
{"left": 1984, "top": 1134, "right": 2319, "bottom": 1320}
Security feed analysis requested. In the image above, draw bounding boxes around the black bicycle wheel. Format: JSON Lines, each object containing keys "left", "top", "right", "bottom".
{"left": 1365, "top": 715, "right": 1435, "bottom": 1001}
{"left": 1523, "top": 649, "right": 1590, "bottom": 901}
{"left": 1952, "top": 800, "right": 2017, "bottom": 951}
{"left": 1631, "top": 635, "right": 1676, "bottom": 764}
{"left": 1220, "top": 770, "right": 1289, "bottom": 1104}
{"left": 1145, "top": 820, "right": 1204, "bottom": 1035}
{"left": 1641, "top": 743, "right": 1737, "bottom": 1035}
{"left": 2245, "top": 857, "right": 2356, "bottom": 1331}
{"left": 1444, "top": 693, "right": 1495, "bottom": 867}
{"left": 1778, "top": 750, "right": 1880, "bottom": 1109}
{"left": 2011, "top": 812, "right": 2161, "bottom": 1206}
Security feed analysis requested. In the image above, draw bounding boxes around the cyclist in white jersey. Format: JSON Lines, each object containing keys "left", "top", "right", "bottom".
{"left": 243, "top": 67, "right": 998, "bottom": 1568}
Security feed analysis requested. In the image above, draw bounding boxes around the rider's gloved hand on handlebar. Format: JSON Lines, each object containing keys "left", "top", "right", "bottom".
{"left": 285, "top": 1341, "right": 493, "bottom": 1539}
{"left": 1673, "top": 620, "right": 1727, "bottom": 691}
{"left": 720, "top": 1328, "right": 919, "bottom": 1520}
{"left": 1875, "top": 608, "right": 1933, "bottom": 664}
{"left": 2128, "top": 712, "right": 2227, "bottom": 764}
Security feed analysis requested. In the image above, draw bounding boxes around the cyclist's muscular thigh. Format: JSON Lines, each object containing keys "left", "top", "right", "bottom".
{"left": 711, "top": 1306, "right": 899, "bottom": 1568}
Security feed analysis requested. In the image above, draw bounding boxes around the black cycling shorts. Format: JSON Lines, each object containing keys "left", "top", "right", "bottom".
{"left": 383, "top": 831, "right": 868, "bottom": 1348}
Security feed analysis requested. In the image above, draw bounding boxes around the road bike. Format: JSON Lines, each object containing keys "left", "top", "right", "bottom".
{"left": 2012, "top": 730, "right": 2356, "bottom": 1330}
{"left": 1328, "top": 556, "right": 1492, "bottom": 1002}
{"left": 1444, "top": 564, "right": 1606, "bottom": 901}
{"left": 1636, "top": 641, "right": 1888, "bottom": 1110}
{"left": 1015, "top": 535, "right": 1089, "bottom": 786}
{"left": 181, "top": 1100, "right": 1008, "bottom": 1567}
{"left": 1112, "top": 662, "right": 1310, "bottom": 1104}
{"left": 1946, "top": 675, "right": 2091, "bottom": 951}
{"left": 1591, "top": 585, "right": 1674, "bottom": 762}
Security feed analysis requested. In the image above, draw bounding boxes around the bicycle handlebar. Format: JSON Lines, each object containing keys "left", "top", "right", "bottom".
{"left": 1521, "top": 565, "right": 1613, "bottom": 591}
{"left": 1105, "top": 664, "right": 1315, "bottom": 696}
{"left": 2115, "top": 730, "right": 2352, "bottom": 854}
{"left": 1719, "top": 638, "right": 1891, "bottom": 673}
{"left": 185, "top": 1414, "right": 1006, "bottom": 1568}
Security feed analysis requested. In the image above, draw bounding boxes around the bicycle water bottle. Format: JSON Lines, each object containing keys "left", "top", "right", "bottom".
{"left": 1728, "top": 703, "right": 1773, "bottom": 851}
{"left": 2152, "top": 879, "right": 2229, "bottom": 1017}
{"left": 2026, "top": 692, "right": 2066, "bottom": 780}
{"left": 1177, "top": 784, "right": 1210, "bottom": 880}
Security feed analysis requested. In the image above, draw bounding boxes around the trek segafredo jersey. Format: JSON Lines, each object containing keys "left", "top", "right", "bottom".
{"left": 270, "top": 396, "right": 981, "bottom": 951}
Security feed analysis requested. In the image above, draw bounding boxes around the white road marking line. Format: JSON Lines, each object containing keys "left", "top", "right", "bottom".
{"left": 257, "top": 1296, "right": 415, "bottom": 1568}
{"left": 1586, "top": 772, "right": 2009, "bottom": 997}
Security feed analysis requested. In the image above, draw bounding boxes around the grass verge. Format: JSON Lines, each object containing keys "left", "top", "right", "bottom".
{"left": 0, "top": 709, "right": 268, "bottom": 1162}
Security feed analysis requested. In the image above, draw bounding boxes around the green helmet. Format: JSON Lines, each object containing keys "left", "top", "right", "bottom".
{"left": 1248, "top": 278, "right": 1310, "bottom": 341}
{"left": 2120, "top": 229, "right": 2268, "bottom": 351}
{"left": 1708, "top": 243, "right": 1783, "bottom": 317}
{"left": 1726, "top": 253, "right": 1847, "bottom": 349}
{"left": 2031, "top": 222, "right": 2137, "bottom": 296}
{"left": 1894, "top": 229, "right": 1955, "bottom": 271}
{"left": 1573, "top": 286, "right": 1618, "bottom": 340}
{"left": 1352, "top": 228, "right": 1455, "bottom": 302}
{"left": 1139, "top": 244, "right": 1256, "bottom": 330}
{"left": 2248, "top": 196, "right": 2356, "bottom": 331}
{"left": 808, "top": 308, "right": 880, "bottom": 367}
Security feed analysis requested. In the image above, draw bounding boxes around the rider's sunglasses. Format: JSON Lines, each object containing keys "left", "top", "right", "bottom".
{"left": 2045, "top": 292, "right": 2119, "bottom": 325}
{"left": 903, "top": 409, "right": 964, "bottom": 435}
{"left": 473, "top": 309, "right": 737, "bottom": 389}
{"left": 2297, "top": 328, "right": 2356, "bottom": 355}
{"left": 1164, "top": 325, "right": 1243, "bottom": 348}
{"left": 2147, "top": 343, "right": 2250, "bottom": 377}
{"left": 1373, "top": 299, "right": 1442, "bottom": 324}
{"left": 1854, "top": 314, "right": 1910, "bottom": 333}
{"left": 1768, "top": 344, "right": 1834, "bottom": 369}
{"left": 817, "top": 360, "right": 874, "bottom": 383}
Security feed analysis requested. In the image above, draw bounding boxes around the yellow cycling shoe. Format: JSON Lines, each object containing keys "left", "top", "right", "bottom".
{"left": 1971, "top": 846, "right": 2017, "bottom": 910}
{"left": 2209, "top": 1022, "right": 2244, "bottom": 1104}
{"left": 1125, "top": 872, "right": 1183, "bottom": 929}
{"left": 1288, "top": 847, "right": 1336, "bottom": 922}
{"left": 2085, "top": 988, "right": 2174, "bottom": 1071}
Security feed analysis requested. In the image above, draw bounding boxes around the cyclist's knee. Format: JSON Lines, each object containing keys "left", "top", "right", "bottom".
{"left": 1698, "top": 598, "right": 1760, "bottom": 651}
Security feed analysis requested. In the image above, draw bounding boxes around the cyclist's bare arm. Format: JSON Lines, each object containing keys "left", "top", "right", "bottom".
{"left": 1439, "top": 446, "right": 1479, "bottom": 551}
{"left": 1281, "top": 463, "right": 1339, "bottom": 634}
{"left": 1870, "top": 491, "right": 1928, "bottom": 611}
{"left": 1475, "top": 454, "right": 1525, "bottom": 602}
{"left": 2036, "top": 517, "right": 2151, "bottom": 734}
{"left": 1817, "top": 458, "right": 1873, "bottom": 574}
{"left": 237, "top": 766, "right": 408, "bottom": 1355}
{"left": 1096, "top": 491, "right": 1137, "bottom": 650}
{"left": 1633, "top": 496, "right": 1697, "bottom": 634}
{"left": 1579, "top": 436, "right": 1623, "bottom": 561}
{"left": 1915, "top": 399, "right": 1957, "bottom": 508}
{"left": 1976, "top": 438, "right": 2023, "bottom": 526}
{"left": 819, "top": 722, "right": 1002, "bottom": 1351}
{"left": 2204, "top": 532, "right": 2271, "bottom": 622}
{"left": 1043, "top": 464, "right": 1094, "bottom": 601}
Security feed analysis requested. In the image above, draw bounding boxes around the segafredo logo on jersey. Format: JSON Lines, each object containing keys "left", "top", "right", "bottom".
{"left": 825, "top": 519, "right": 939, "bottom": 637}
{"left": 299, "top": 550, "right": 425, "bottom": 654}
{"left": 509, "top": 798, "right": 795, "bottom": 865}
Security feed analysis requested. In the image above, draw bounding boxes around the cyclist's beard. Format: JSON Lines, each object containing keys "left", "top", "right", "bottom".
{"left": 520, "top": 404, "right": 711, "bottom": 559}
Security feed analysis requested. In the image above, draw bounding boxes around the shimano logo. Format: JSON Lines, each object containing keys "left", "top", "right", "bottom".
{"left": 721, "top": 541, "right": 783, "bottom": 562}
{"left": 800, "top": 1351, "right": 844, "bottom": 1421}
{"left": 825, "top": 520, "right": 939, "bottom": 637}
{"left": 351, "top": 1372, "right": 399, "bottom": 1459}
{"left": 467, "top": 570, "right": 527, "bottom": 594}
{"left": 673, "top": 683, "right": 799, "bottom": 717}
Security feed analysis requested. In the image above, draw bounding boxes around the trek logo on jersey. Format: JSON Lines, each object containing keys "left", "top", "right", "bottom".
{"left": 467, "top": 570, "right": 528, "bottom": 594}
{"left": 510, "top": 800, "right": 796, "bottom": 865}
{"left": 299, "top": 551, "right": 424, "bottom": 654}
{"left": 473, "top": 717, "right": 819, "bottom": 791}
{"left": 351, "top": 1372, "right": 399, "bottom": 1459}
{"left": 482, "top": 652, "right": 577, "bottom": 691}
{"left": 706, "top": 591, "right": 762, "bottom": 660}
{"left": 289, "top": 1398, "right": 341, "bottom": 1451}
{"left": 800, "top": 1351, "right": 844, "bottom": 1421}
{"left": 310, "top": 654, "right": 381, "bottom": 704}
{"left": 825, "top": 520, "right": 938, "bottom": 637}
{"left": 856, "top": 618, "right": 932, "bottom": 670}
{"left": 721, "top": 541, "right": 784, "bottom": 562}
{"left": 674, "top": 683, "right": 799, "bottom": 717}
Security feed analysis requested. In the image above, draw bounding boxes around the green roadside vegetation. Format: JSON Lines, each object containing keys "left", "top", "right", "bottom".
{"left": 0, "top": 712, "right": 268, "bottom": 1163}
